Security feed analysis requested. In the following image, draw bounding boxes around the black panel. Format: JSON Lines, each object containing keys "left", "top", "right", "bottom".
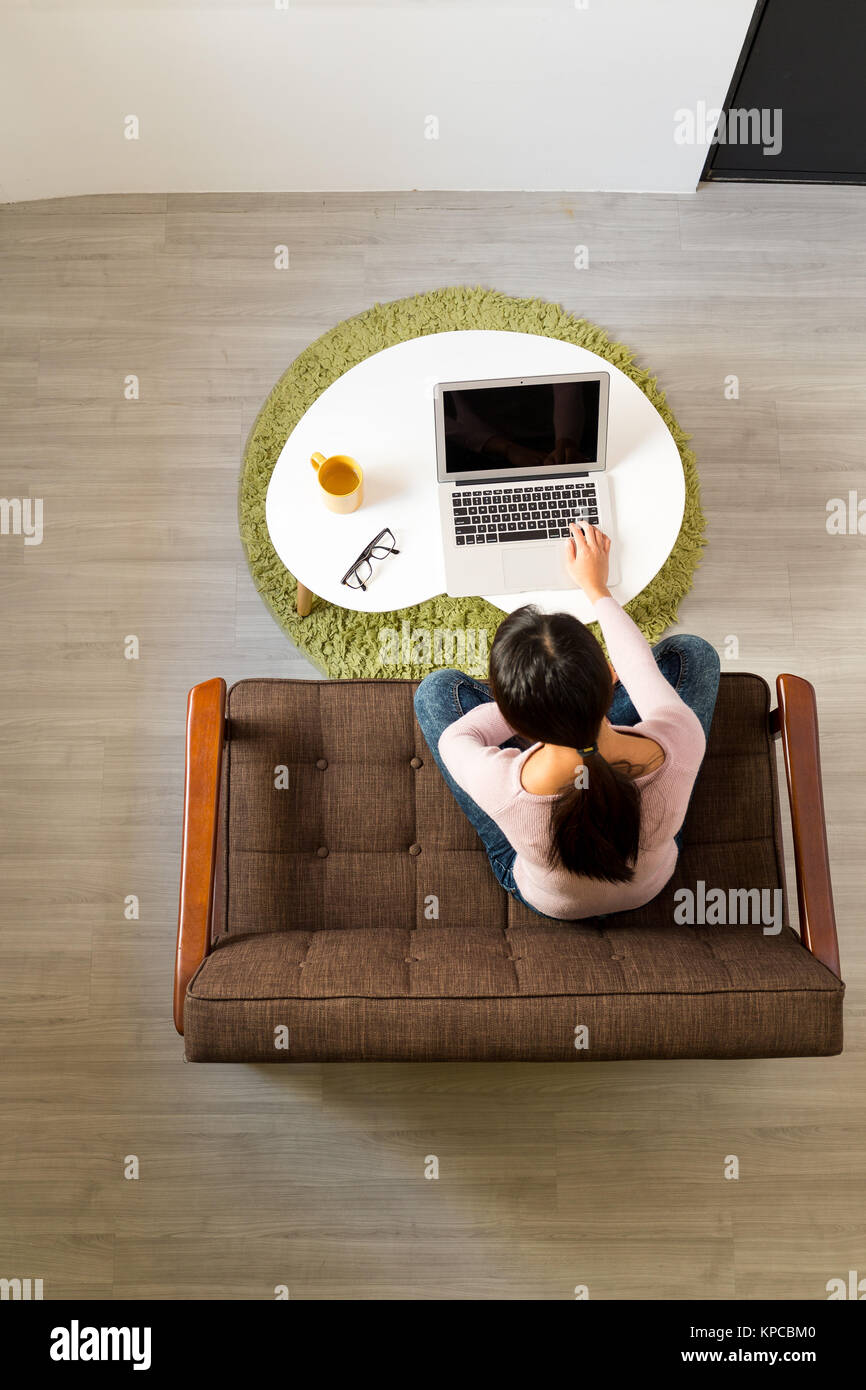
{"left": 708, "top": 0, "right": 866, "bottom": 183}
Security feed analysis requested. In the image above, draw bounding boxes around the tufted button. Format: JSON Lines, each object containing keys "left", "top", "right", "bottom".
{"left": 408, "top": 843, "right": 422, "bottom": 856}
{"left": 316, "top": 758, "right": 328, "bottom": 771}
{"left": 316, "top": 846, "right": 329, "bottom": 858}
{"left": 410, "top": 756, "right": 423, "bottom": 769}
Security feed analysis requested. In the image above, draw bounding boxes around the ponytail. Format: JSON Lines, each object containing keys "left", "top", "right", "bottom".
{"left": 548, "top": 751, "right": 641, "bottom": 884}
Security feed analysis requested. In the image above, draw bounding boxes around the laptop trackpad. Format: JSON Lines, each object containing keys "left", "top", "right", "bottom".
{"left": 502, "top": 544, "right": 569, "bottom": 593}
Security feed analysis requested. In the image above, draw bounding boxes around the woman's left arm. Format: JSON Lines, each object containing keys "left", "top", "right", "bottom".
{"left": 437, "top": 702, "right": 520, "bottom": 816}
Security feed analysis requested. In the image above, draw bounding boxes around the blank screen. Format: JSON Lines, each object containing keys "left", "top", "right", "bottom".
{"left": 442, "top": 380, "right": 601, "bottom": 475}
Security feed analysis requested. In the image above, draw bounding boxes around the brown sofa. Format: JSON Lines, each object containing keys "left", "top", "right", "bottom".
{"left": 174, "top": 673, "right": 843, "bottom": 1062}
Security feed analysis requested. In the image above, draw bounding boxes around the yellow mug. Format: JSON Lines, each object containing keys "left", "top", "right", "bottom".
{"left": 310, "top": 452, "right": 364, "bottom": 514}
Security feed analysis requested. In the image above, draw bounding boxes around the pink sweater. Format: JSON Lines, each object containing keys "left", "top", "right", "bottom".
{"left": 437, "top": 596, "right": 707, "bottom": 920}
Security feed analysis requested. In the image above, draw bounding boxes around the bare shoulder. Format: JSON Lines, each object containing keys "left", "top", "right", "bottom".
{"left": 520, "top": 747, "right": 572, "bottom": 796}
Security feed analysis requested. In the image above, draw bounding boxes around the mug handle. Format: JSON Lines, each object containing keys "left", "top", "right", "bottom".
{"left": 311, "top": 452, "right": 327, "bottom": 472}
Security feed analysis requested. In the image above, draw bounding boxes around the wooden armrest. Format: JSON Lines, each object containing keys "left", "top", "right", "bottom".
{"left": 173, "top": 678, "right": 226, "bottom": 1034}
{"left": 773, "top": 674, "right": 841, "bottom": 978}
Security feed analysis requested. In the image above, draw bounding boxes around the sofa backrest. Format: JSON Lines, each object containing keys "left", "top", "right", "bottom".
{"left": 212, "top": 674, "right": 786, "bottom": 939}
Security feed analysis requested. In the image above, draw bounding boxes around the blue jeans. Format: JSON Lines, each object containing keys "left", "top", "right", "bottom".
{"left": 413, "top": 634, "right": 721, "bottom": 907}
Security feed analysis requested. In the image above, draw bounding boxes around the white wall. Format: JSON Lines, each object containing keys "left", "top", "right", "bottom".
{"left": 0, "top": 1, "right": 755, "bottom": 203}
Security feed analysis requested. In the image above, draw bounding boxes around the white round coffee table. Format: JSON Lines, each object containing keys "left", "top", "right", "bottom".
{"left": 265, "top": 330, "right": 685, "bottom": 624}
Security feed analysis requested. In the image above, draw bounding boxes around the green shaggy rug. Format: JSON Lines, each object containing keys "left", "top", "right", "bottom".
{"left": 240, "top": 287, "right": 705, "bottom": 678}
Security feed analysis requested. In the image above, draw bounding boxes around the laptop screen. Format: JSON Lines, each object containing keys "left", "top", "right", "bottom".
{"left": 439, "top": 376, "right": 603, "bottom": 478}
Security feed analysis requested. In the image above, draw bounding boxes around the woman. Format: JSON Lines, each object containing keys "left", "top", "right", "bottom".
{"left": 414, "top": 523, "right": 720, "bottom": 921}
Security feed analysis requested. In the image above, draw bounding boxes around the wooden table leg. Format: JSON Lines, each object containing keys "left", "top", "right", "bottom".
{"left": 296, "top": 582, "right": 314, "bottom": 617}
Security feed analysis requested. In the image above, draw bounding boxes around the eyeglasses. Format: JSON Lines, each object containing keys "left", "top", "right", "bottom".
{"left": 340, "top": 527, "right": 400, "bottom": 591}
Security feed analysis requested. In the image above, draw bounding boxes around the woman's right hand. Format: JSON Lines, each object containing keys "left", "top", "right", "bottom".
{"left": 565, "top": 522, "right": 612, "bottom": 601}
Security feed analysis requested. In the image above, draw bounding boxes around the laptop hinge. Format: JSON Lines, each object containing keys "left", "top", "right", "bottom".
{"left": 454, "top": 471, "right": 590, "bottom": 486}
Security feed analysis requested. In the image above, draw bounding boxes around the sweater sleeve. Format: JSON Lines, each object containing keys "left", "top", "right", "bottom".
{"left": 436, "top": 702, "right": 522, "bottom": 817}
{"left": 594, "top": 596, "right": 707, "bottom": 756}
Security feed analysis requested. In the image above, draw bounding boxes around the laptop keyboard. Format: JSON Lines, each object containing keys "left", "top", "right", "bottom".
{"left": 451, "top": 480, "right": 599, "bottom": 545}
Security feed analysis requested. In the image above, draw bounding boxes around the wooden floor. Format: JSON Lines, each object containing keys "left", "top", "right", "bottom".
{"left": 1, "top": 186, "right": 864, "bottom": 1301}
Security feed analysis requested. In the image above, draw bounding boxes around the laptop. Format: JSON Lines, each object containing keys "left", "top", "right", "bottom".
{"left": 434, "top": 370, "right": 619, "bottom": 596}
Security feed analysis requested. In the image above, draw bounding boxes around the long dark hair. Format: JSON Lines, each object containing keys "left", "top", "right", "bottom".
{"left": 489, "top": 605, "right": 641, "bottom": 884}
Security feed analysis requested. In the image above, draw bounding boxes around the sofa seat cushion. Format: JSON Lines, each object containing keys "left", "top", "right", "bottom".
{"left": 186, "top": 911, "right": 842, "bottom": 1063}
{"left": 184, "top": 920, "right": 841, "bottom": 1059}
{"left": 199, "top": 907, "right": 840, "bottom": 1000}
